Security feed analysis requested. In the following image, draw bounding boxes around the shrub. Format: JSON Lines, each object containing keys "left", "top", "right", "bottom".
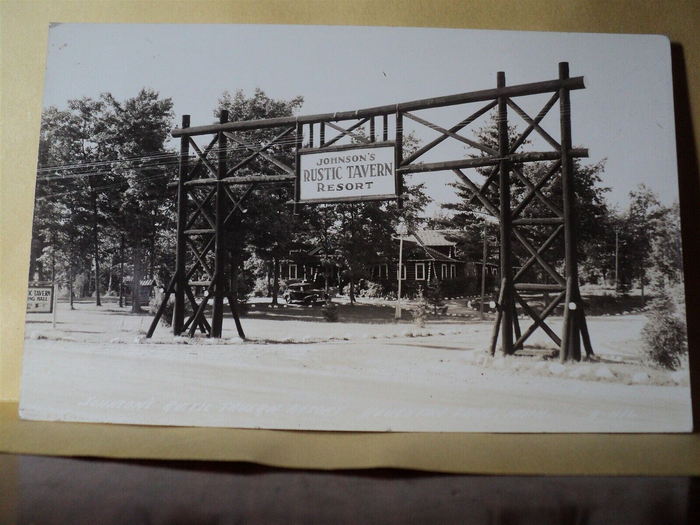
{"left": 322, "top": 300, "right": 339, "bottom": 322}
{"left": 425, "top": 281, "right": 446, "bottom": 315}
{"left": 359, "top": 280, "right": 385, "bottom": 298}
{"left": 276, "top": 279, "right": 289, "bottom": 295}
{"left": 252, "top": 277, "right": 270, "bottom": 297}
{"left": 383, "top": 290, "right": 397, "bottom": 300}
{"left": 233, "top": 275, "right": 254, "bottom": 304}
{"left": 412, "top": 287, "right": 428, "bottom": 328}
{"left": 641, "top": 289, "right": 688, "bottom": 370}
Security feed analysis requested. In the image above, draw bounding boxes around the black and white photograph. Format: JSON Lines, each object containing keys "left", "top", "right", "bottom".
{"left": 19, "top": 24, "right": 692, "bottom": 432}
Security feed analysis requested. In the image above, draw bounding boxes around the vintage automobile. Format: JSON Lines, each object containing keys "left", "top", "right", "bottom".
{"left": 283, "top": 282, "right": 327, "bottom": 306}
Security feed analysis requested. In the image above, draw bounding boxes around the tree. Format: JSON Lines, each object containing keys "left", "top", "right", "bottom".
{"left": 612, "top": 185, "right": 683, "bottom": 302}
{"left": 214, "top": 89, "right": 304, "bottom": 305}
{"left": 648, "top": 202, "right": 683, "bottom": 287}
{"left": 100, "top": 89, "right": 175, "bottom": 312}
{"left": 616, "top": 184, "right": 666, "bottom": 299}
{"left": 33, "top": 90, "right": 175, "bottom": 313}
{"left": 33, "top": 100, "right": 115, "bottom": 305}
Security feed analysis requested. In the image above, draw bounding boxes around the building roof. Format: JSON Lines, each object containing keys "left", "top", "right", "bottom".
{"left": 400, "top": 230, "right": 461, "bottom": 263}
{"left": 406, "top": 245, "right": 461, "bottom": 263}
{"left": 123, "top": 276, "right": 157, "bottom": 286}
{"left": 407, "top": 230, "right": 457, "bottom": 247}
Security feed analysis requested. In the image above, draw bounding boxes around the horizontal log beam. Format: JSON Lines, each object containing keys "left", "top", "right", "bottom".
{"left": 172, "top": 76, "right": 586, "bottom": 137}
{"left": 399, "top": 157, "right": 500, "bottom": 174}
{"left": 512, "top": 217, "right": 565, "bottom": 225}
{"left": 514, "top": 283, "right": 565, "bottom": 292}
{"left": 184, "top": 178, "right": 217, "bottom": 187}
{"left": 181, "top": 174, "right": 295, "bottom": 187}
{"left": 510, "top": 149, "right": 588, "bottom": 163}
{"left": 398, "top": 149, "right": 587, "bottom": 174}
{"left": 223, "top": 174, "right": 295, "bottom": 185}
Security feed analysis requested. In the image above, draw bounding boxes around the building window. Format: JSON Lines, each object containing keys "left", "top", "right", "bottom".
{"left": 373, "top": 264, "right": 389, "bottom": 279}
{"left": 288, "top": 263, "right": 298, "bottom": 280}
{"left": 450, "top": 264, "right": 456, "bottom": 278}
{"left": 441, "top": 264, "right": 448, "bottom": 279}
{"left": 397, "top": 264, "right": 406, "bottom": 280}
{"left": 415, "top": 263, "right": 426, "bottom": 280}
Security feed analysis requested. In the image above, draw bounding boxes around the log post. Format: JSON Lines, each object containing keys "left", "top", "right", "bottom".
{"left": 497, "top": 71, "right": 514, "bottom": 356}
{"left": 559, "top": 62, "right": 582, "bottom": 362}
{"left": 211, "top": 110, "right": 228, "bottom": 337}
{"left": 559, "top": 62, "right": 593, "bottom": 362}
{"left": 173, "top": 115, "right": 190, "bottom": 334}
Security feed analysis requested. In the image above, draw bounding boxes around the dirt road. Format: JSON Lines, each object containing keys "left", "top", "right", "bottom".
{"left": 20, "top": 328, "right": 692, "bottom": 432}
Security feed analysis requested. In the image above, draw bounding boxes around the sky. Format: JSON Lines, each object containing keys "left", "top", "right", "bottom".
{"left": 41, "top": 24, "right": 679, "bottom": 215}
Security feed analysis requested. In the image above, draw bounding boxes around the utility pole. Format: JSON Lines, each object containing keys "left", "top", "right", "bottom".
{"left": 614, "top": 230, "right": 619, "bottom": 294}
{"left": 480, "top": 222, "right": 488, "bottom": 320}
{"left": 119, "top": 233, "right": 125, "bottom": 308}
{"left": 395, "top": 220, "right": 407, "bottom": 320}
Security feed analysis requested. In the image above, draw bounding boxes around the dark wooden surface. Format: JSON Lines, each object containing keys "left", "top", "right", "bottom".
{"left": 0, "top": 453, "right": 697, "bottom": 524}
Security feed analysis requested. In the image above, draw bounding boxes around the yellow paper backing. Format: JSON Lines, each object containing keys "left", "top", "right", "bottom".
{"left": 1, "top": 0, "right": 698, "bottom": 473}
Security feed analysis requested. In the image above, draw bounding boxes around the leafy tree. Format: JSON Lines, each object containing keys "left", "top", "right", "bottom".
{"left": 33, "top": 100, "right": 115, "bottom": 305}
{"left": 214, "top": 89, "right": 304, "bottom": 305}
{"left": 33, "top": 90, "right": 175, "bottom": 313}
{"left": 612, "top": 186, "right": 683, "bottom": 303}
{"left": 648, "top": 202, "right": 683, "bottom": 287}
{"left": 616, "top": 184, "right": 666, "bottom": 299}
{"left": 99, "top": 89, "right": 175, "bottom": 312}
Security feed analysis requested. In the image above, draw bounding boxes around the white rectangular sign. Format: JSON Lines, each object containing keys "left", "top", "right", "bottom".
{"left": 298, "top": 143, "right": 397, "bottom": 203}
{"left": 27, "top": 286, "right": 54, "bottom": 313}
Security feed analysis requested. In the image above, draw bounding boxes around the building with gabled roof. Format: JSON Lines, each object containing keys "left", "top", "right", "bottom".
{"left": 277, "top": 229, "right": 498, "bottom": 298}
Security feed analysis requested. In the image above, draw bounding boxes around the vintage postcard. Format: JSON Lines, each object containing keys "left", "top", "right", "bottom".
{"left": 19, "top": 24, "right": 692, "bottom": 432}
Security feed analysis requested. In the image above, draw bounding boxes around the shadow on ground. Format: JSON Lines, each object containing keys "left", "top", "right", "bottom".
{"left": 243, "top": 302, "right": 480, "bottom": 324}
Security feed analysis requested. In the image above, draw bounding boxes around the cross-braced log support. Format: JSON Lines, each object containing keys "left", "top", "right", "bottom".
{"left": 148, "top": 63, "right": 594, "bottom": 361}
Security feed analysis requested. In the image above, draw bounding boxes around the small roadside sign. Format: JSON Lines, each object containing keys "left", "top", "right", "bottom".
{"left": 27, "top": 285, "right": 54, "bottom": 313}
